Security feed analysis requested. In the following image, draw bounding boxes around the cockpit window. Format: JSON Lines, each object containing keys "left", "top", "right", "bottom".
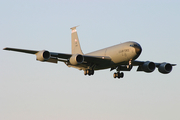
{"left": 134, "top": 44, "right": 138, "bottom": 47}
{"left": 130, "top": 44, "right": 139, "bottom": 47}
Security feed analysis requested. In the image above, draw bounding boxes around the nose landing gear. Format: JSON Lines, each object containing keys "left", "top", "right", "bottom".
{"left": 113, "top": 72, "right": 124, "bottom": 79}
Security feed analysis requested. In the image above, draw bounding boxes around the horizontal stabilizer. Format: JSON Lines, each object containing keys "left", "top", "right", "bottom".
{"left": 70, "top": 25, "right": 80, "bottom": 30}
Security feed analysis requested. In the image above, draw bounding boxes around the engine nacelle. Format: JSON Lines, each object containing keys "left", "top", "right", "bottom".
{"left": 36, "top": 50, "right": 51, "bottom": 61}
{"left": 141, "top": 61, "right": 156, "bottom": 73}
{"left": 158, "top": 63, "right": 172, "bottom": 74}
{"left": 69, "top": 54, "right": 84, "bottom": 65}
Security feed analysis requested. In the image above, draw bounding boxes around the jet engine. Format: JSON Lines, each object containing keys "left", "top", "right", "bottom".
{"left": 36, "top": 50, "right": 51, "bottom": 61}
{"left": 69, "top": 54, "right": 84, "bottom": 65}
{"left": 142, "top": 61, "right": 156, "bottom": 72}
{"left": 137, "top": 61, "right": 156, "bottom": 73}
{"left": 158, "top": 63, "right": 172, "bottom": 74}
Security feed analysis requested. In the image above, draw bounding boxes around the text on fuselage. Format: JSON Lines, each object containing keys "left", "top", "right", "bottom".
{"left": 119, "top": 49, "right": 129, "bottom": 53}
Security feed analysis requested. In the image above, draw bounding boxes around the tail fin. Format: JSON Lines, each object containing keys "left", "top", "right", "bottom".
{"left": 70, "top": 26, "right": 83, "bottom": 55}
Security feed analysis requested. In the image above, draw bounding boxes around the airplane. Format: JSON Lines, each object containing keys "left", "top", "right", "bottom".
{"left": 3, "top": 26, "right": 176, "bottom": 79}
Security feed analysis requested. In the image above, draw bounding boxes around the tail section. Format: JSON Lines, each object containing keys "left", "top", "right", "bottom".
{"left": 70, "top": 26, "right": 83, "bottom": 55}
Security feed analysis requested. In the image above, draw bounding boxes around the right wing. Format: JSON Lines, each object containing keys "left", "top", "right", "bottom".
{"left": 3, "top": 47, "right": 71, "bottom": 63}
{"left": 3, "top": 47, "right": 38, "bottom": 54}
{"left": 3, "top": 47, "right": 112, "bottom": 67}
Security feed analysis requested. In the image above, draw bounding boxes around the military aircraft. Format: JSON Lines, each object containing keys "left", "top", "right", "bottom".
{"left": 3, "top": 26, "right": 176, "bottom": 79}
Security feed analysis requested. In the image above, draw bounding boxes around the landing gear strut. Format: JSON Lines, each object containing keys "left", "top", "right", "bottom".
{"left": 84, "top": 69, "right": 94, "bottom": 76}
{"left": 113, "top": 72, "right": 124, "bottom": 79}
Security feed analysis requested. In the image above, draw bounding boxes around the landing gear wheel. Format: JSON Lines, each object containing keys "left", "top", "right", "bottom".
{"left": 120, "top": 72, "right": 124, "bottom": 78}
{"left": 88, "top": 72, "right": 91, "bottom": 76}
{"left": 84, "top": 70, "right": 87, "bottom": 75}
{"left": 87, "top": 69, "right": 91, "bottom": 76}
{"left": 117, "top": 72, "right": 121, "bottom": 79}
{"left": 113, "top": 73, "right": 117, "bottom": 78}
{"left": 91, "top": 70, "right": 94, "bottom": 75}
{"left": 85, "top": 69, "right": 94, "bottom": 76}
{"left": 113, "top": 72, "right": 124, "bottom": 79}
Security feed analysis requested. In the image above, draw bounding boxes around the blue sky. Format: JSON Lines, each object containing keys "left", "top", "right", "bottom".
{"left": 1, "top": 0, "right": 180, "bottom": 120}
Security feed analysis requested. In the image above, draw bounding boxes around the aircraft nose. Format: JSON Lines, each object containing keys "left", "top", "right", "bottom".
{"left": 134, "top": 45, "right": 142, "bottom": 55}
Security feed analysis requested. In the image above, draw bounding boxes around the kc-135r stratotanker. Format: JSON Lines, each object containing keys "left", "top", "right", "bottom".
{"left": 3, "top": 26, "right": 176, "bottom": 79}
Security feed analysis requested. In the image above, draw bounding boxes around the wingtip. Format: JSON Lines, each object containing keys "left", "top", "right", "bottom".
{"left": 172, "top": 64, "right": 177, "bottom": 66}
{"left": 3, "top": 47, "right": 8, "bottom": 50}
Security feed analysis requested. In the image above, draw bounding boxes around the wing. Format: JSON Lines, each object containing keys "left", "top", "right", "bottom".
{"left": 111, "top": 60, "right": 176, "bottom": 74}
{"left": 3, "top": 47, "right": 38, "bottom": 54}
{"left": 3, "top": 47, "right": 71, "bottom": 63}
{"left": 3, "top": 47, "right": 112, "bottom": 68}
{"left": 132, "top": 60, "right": 176, "bottom": 67}
{"left": 132, "top": 60, "right": 176, "bottom": 74}
{"left": 83, "top": 55, "right": 111, "bottom": 64}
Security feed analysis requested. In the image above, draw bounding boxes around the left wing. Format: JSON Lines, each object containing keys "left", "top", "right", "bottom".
{"left": 132, "top": 60, "right": 176, "bottom": 74}
{"left": 132, "top": 60, "right": 176, "bottom": 66}
{"left": 112, "top": 60, "right": 176, "bottom": 74}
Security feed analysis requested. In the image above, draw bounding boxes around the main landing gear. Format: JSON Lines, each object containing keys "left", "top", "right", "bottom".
{"left": 113, "top": 72, "right": 124, "bottom": 79}
{"left": 84, "top": 69, "right": 94, "bottom": 76}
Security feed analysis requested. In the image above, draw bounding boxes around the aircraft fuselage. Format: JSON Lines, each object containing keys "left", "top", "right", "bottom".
{"left": 86, "top": 41, "right": 142, "bottom": 70}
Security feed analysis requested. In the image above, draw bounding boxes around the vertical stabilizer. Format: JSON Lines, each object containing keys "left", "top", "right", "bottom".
{"left": 70, "top": 26, "right": 83, "bottom": 55}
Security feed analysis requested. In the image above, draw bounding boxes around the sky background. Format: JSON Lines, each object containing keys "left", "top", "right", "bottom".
{"left": 1, "top": 0, "right": 180, "bottom": 120}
